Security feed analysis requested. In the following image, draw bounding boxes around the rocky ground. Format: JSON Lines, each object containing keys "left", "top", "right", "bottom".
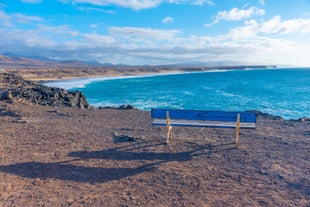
{"left": 0, "top": 73, "right": 309, "bottom": 206}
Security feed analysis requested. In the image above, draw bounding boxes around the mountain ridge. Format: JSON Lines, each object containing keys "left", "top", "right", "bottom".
{"left": 0, "top": 52, "right": 277, "bottom": 70}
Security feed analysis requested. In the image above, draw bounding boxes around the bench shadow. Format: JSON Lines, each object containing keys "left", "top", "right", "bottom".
{"left": 0, "top": 161, "right": 158, "bottom": 183}
{"left": 170, "top": 139, "right": 237, "bottom": 154}
{"left": 0, "top": 140, "right": 206, "bottom": 183}
{"left": 68, "top": 144, "right": 201, "bottom": 162}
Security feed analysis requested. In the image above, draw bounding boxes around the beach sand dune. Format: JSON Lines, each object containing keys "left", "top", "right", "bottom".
{"left": 0, "top": 100, "right": 309, "bottom": 206}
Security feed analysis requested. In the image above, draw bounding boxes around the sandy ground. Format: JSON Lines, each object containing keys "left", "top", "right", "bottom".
{"left": 2, "top": 67, "right": 196, "bottom": 82}
{"left": 0, "top": 100, "right": 309, "bottom": 207}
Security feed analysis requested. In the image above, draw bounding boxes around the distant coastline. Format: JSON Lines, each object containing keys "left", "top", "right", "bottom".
{"left": 41, "top": 66, "right": 277, "bottom": 90}
{"left": 2, "top": 64, "right": 277, "bottom": 82}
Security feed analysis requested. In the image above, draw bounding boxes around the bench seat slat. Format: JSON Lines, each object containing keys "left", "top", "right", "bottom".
{"left": 151, "top": 109, "right": 256, "bottom": 123}
{"left": 152, "top": 119, "right": 256, "bottom": 129}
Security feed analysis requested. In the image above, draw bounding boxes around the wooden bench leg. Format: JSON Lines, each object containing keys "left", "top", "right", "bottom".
{"left": 166, "top": 111, "right": 172, "bottom": 144}
{"left": 235, "top": 113, "right": 241, "bottom": 148}
{"left": 167, "top": 126, "right": 172, "bottom": 144}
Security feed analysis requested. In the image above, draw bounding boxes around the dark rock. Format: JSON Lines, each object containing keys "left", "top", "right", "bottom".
{"left": 247, "top": 110, "right": 284, "bottom": 120}
{"left": 98, "top": 105, "right": 135, "bottom": 110}
{"left": 0, "top": 90, "right": 12, "bottom": 100}
{"left": 297, "top": 117, "right": 310, "bottom": 122}
{"left": 0, "top": 73, "right": 90, "bottom": 109}
{"left": 119, "top": 105, "right": 134, "bottom": 110}
{"left": 113, "top": 132, "right": 137, "bottom": 143}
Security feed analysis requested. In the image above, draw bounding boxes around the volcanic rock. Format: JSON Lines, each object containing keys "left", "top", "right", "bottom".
{"left": 0, "top": 73, "right": 89, "bottom": 109}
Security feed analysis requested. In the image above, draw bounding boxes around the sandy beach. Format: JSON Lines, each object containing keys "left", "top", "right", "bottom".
{"left": 2, "top": 67, "right": 202, "bottom": 82}
{"left": 0, "top": 72, "right": 309, "bottom": 206}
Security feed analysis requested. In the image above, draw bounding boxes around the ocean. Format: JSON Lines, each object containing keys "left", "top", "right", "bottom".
{"left": 44, "top": 68, "right": 310, "bottom": 120}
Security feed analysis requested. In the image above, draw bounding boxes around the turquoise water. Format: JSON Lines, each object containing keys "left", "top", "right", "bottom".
{"left": 46, "top": 68, "right": 310, "bottom": 119}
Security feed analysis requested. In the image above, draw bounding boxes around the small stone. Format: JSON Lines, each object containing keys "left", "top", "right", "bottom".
{"left": 0, "top": 90, "right": 11, "bottom": 100}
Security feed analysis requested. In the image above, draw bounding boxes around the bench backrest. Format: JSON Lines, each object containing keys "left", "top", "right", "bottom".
{"left": 151, "top": 109, "right": 256, "bottom": 123}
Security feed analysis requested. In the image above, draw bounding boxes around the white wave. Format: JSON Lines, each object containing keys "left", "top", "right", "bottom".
{"left": 41, "top": 69, "right": 248, "bottom": 90}
{"left": 42, "top": 77, "right": 107, "bottom": 90}
{"left": 203, "top": 86, "right": 213, "bottom": 90}
{"left": 41, "top": 72, "right": 190, "bottom": 90}
{"left": 42, "top": 76, "right": 140, "bottom": 90}
{"left": 204, "top": 69, "right": 229, "bottom": 73}
{"left": 183, "top": 91, "right": 193, "bottom": 96}
{"left": 42, "top": 68, "right": 275, "bottom": 90}
{"left": 89, "top": 98, "right": 175, "bottom": 111}
{"left": 215, "top": 89, "right": 239, "bottom": 98}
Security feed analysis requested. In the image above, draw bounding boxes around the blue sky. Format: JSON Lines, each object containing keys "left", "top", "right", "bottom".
{"left": 1, "top": 0, "right": 310, "bottom": 66}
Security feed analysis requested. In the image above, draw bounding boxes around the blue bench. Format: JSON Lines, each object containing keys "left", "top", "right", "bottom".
{"left": 151, "top": 109, "right": 256, "bottom": 147}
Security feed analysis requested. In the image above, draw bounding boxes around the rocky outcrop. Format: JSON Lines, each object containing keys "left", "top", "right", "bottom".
{"left": 0, "top": 73, "right": 90, "bottom": 109}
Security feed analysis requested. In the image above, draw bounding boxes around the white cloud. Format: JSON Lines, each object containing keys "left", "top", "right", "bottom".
{"left": 216, "top": 16, "right": 310, "bottom": 66}
{"left": 229, "top": 15, "right": 310, "bottom": 36}
{"left": 169, "top": 0, "right": 214, "bottom": 6}
{"left": 215, "top": 7, "right": 265, "bottom": 22}
{"left": 258, "top": 0, "right": 265, "bottom": 5}
{"left": 0, "top": 11, "right": 42, "bottom": 27}
{"left": 228, "top": 19, "right": 259, "bottom": 39}
{"left": 260, "top": 16, "right": 310, "bottom": 35}
{"left": 224, "top": 16, "right": 310, "bottom": 42}
{"left": 58, "top": 0, "right": 71, "bottom": 3}
{"left": 108, "top": 26, "right": 180, "bottom": 40}
{"left": 63, "top": 0, "right": 214, "bottom": 10}
{"left": 71, "top": 0, "right": 162, "bottom": 10}
{"left": 37, "top": 24, "right": 79, "bottom": 36}
{"left": 82, "top": 32, "right": 116, "bottom": 44}
{"left": 259, "top": 16, "right": 282, "bottom": 34}
{"left": 90, "top": 24, "right": 97, "bottom": 28}
{"left": 162, "top": 16, "right": 174, "bottom": 24}
{"left": 0, "top": 11, "right": 13, "bottom": 27}
{"left": 20, "top": 0, "right": 42, "bottom": 3}
{"left": 77, "top": 6, "right": 116, "bottom": 13}
{"left": 193, "top": 0, "right": 214, "bottom": 6}
{"left": 206, "top": 7, "right": 265, "bottom": 26}
{"left": 0, "top": 28, "right": 55, "bottom": 49}
{"left": 14, "top": 13, "right": 43, "bottom": 23}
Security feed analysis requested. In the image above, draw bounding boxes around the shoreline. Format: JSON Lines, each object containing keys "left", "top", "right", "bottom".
{"left": 34, "top": 70, "right": 186, "bottom": 82}
{"left": 4, "top": 68, "right": 197, "bottom": 82}
{"left": 39, "top": 67, "right": 278, "bottom": 89}
{"left": 3, "top": 65, "right": 281, "bottom": 82}
{"left": 40, "top": 70, "right": 204, "bottom": 90}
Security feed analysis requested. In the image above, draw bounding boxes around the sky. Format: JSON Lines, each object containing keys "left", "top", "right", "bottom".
{"left": 1, "top": 0, "right": 310, "bottom": 66}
